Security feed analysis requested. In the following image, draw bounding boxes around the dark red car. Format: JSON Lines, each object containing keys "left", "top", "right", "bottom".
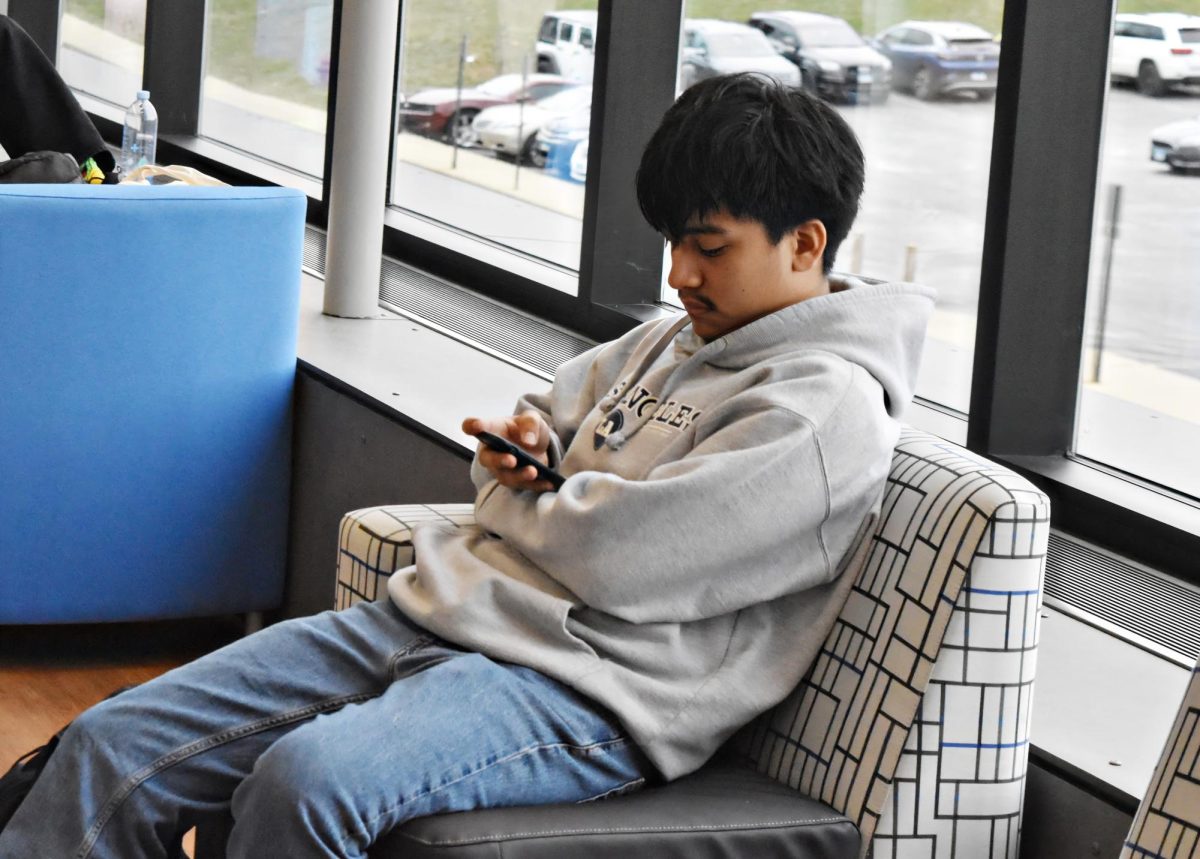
{"left": 397, "top": 73, "right": 574, "bottom": 147}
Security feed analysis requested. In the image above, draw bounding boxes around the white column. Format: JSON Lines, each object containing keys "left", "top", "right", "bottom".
{"left": 323, "top": 0, "right": 400, "bottom": 318}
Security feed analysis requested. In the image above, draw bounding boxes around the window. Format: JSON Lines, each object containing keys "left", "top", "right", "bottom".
{"left": 1074, "top": 20, "right": 1200, "bottom": 498}
{"left": 198, "top": 0, "right": 333, "bottom": 181}
{"left": 59, "top": 0, "right": 144, "bottom": 107}
{"left": 390, "top": 1, "right": 595, "bottom": 286}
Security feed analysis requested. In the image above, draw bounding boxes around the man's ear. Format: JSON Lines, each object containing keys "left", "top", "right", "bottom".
{"left": 790, "top": 220, "right": 828, "bottom": 273}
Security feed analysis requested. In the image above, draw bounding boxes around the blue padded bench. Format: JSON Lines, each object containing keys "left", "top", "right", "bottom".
{"left": 0, "top": 184, "right": 306, "bottom": 623}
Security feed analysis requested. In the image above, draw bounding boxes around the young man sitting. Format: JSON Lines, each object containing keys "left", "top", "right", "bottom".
{"left": 0, "top": 72, "right": 933, "bottom": 858}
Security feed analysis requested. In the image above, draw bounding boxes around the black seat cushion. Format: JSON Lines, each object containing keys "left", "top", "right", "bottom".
{"left": 372, "top": 763, "right": 860, "bottom": 859}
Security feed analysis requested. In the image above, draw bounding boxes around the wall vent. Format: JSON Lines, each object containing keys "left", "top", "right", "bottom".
{"left": 1045, "top": 531, "right": 1200, "bottom": 663}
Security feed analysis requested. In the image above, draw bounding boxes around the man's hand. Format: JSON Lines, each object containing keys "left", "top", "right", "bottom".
{"left": 463, "top": 412, "right": 556, "bottom": 493}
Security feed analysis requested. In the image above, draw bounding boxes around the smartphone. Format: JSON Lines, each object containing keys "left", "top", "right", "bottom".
{"left": 473, "top": 431, "right": 566, "bottom": 490}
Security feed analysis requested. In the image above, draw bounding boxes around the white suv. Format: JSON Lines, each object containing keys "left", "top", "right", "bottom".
{"left": 536, "top": 10, "right": 597, "bottom": 83}
{"left": 1111, "top": 13, "right": 1200, "bottom": 96}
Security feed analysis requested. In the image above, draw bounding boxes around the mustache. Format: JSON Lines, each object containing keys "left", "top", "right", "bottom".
{"left": 682, "top": 292, "right": 716, "bottom": 311}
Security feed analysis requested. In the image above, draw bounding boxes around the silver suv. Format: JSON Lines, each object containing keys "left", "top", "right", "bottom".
{"left": 536, "top": 10, "right": 597, "bottom": 83}
{"left": 1111, "top": 13, "right": 1200, "bottom": 96}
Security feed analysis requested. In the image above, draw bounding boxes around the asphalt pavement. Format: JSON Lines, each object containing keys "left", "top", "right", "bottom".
{"left": 834, "top": 85, "right": 1200, "bottom": 381}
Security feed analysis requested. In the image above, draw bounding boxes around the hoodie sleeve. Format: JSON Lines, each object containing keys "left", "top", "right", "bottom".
{"left": 469, "top": 320, "right": 673, "bottom": 490}
{"left": 474, "top": 391, "right": 889, "bottom": 624}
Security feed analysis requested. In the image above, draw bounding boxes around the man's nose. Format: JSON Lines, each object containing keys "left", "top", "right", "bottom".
{"left": 666, "top": 245, "right": 701, "bottom": 291}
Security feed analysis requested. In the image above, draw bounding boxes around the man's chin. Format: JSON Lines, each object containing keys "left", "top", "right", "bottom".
{"left": 689, "top": 316, "right": 726, "bottom": 342}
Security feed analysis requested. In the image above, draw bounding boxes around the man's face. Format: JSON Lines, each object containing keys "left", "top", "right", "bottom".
{"left": 666, "top": 211, "right": 824, "bottom": 341}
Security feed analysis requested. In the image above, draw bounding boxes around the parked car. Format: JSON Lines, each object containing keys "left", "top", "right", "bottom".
{"left": 1111, "top": 13, "right": 1200, "bottom": 96}
{"left": 1151, "top": 115, "right": 1200, "bottom": 173}
{"left": 747, "top": 11, "right": 891, "bottom": 104}
{"left": 536, "top": 10, "right": 597, "bottom": 82}
{"left": 473, "top": 85, "right": 592, "bottom": 165}
{"left": 680, "top": 19, "right": 801, "bottom": 90}
{"left": 535, "top": 104, "right": 592, "bottom": 179}
{"left": 873, "top": 21, "right": 999, "bottom": 100}
{"left": 396, "top": 73, "right": 572, "bottom": 147}
{"left": 569, "top": 138, "right": 589, "bottom": 183}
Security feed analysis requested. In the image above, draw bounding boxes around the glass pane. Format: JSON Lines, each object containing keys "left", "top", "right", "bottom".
{"left": 200, "top": 0, "right": 333, "bottom": 180}
{"left": 668, "top": 2, "right": 1004, "bottom": 414}
{"left": 1075, "top": 6, "right": 1200, "bottom": 497}
{"left": 391, "top": 1, "right": 596, "bottom": 284}
{"left": 59, "top": 0, "right": 145, "bottom": 106}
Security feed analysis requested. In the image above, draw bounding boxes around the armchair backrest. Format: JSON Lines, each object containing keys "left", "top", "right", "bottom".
{"left": 0, "top": 184, "right": 306, "bottom": 622}
{"left": 737, "top": 427, "right": 1050, "bottom": 857}
{"left": 1121, "top": 658, "right": 1200, "bottom": 858}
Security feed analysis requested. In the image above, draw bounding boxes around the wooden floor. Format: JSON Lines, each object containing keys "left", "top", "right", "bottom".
{"left": 0, "top": 617, "right": 244, "bottom": 855}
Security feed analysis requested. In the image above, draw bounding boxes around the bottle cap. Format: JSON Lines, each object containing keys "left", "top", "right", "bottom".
{"left": 137, "top": 90, "right": 150, "bottom": 100}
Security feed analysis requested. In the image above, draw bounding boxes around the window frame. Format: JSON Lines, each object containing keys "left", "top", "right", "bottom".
{"left": 10, "top": 0, "right": 1199, "bottom": 586}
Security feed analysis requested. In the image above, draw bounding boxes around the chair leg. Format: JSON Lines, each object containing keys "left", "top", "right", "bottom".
{"left": 243, "top": 612, "right": 264, "bottom": 636}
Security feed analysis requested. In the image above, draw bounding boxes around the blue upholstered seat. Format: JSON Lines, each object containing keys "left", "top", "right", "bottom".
{"left": 0, "top": 184, "right": 306, "bottom": 623}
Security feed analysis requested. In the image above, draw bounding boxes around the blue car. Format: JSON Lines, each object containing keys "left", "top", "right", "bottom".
{"left": 535, "top": 105, "right": 590, "bottom": 182}
{"left": 873, "top": 20, "right": 999, "bottom": 101}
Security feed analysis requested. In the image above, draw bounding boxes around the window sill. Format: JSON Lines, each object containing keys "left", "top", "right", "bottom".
{"left": 296, "top": 272, "right": 542, "bottom": 456}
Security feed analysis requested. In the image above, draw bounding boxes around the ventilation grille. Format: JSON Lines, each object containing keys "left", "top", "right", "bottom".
{"left": 1045, "top": 532, "right": 1200, "bottom": 660}
{"left": 304, "top": 226, "right": 591, "bottom": 378}
{"left": 302, "top": 227, "right": 326, "bottom": 275}
{"left": 304, "top": 227, "right": 1200, "bottom": 662}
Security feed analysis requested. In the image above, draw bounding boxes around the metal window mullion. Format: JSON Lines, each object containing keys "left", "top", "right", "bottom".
{"left": 142, "top": 0, "right": 205, "bottom": 136}
{"left": 317, "top": 0, "right": 345, "bottom": 222}
{"left": 8, "top": 0, "right": 61, "bottom": 62}
{"left": 577, "top": 0, "right": 682, "bottom": 317}
{"left": 968, "top": 0, "right": 1115, "bottom": 457}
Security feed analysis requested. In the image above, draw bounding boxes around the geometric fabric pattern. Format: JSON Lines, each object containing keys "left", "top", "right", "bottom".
{"left": 736, "top": 428, "right": 1049, "bottom": 858}
{"left": 1122, "top": 659, "right": 1200, "bottom": 859}
{"left": 335, "top": 503, "right": 476, "bottom": 610}
{"left": 332, "top": 428, "right": 1050, "bottom": 859}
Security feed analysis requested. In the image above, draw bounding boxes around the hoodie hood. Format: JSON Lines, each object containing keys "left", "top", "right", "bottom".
{"left": 594, "top": 276, "right": 934, "bottom": 450}
{"left": 700, "top": 275, "right": 935, "bottom": 418}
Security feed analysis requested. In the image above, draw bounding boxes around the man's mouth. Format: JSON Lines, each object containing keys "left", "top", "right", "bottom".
{"left": 679, "top": 294, "right": 714, "bottom": 314}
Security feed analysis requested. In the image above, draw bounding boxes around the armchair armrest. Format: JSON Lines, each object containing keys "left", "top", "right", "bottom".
{"left": 335, "top": 504, "right": 475, "bottom": 610}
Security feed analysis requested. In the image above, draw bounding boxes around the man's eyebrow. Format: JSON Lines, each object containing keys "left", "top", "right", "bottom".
{"left": 679, "top": 223, "right": 727, "bottom": 237}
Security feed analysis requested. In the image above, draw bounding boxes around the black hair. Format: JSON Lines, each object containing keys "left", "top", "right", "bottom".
{"left": 636, "top": 73, "right": 865, "bottom": 274}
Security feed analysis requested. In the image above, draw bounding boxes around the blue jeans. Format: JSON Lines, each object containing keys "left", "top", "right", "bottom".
{"left": 0, "top": 600, "right": 653, "bottom": 858}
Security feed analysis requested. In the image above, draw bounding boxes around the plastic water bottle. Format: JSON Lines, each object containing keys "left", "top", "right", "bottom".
{"left": 119, "top": 90, "right": 158, "bottom": 179}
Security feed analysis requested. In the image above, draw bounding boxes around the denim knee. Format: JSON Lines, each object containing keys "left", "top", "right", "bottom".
{"left": 230, "top": 726, "right": 366, "bottom": 850}
{"left": 64, "top": 697, "right": 127, "bottom": 755}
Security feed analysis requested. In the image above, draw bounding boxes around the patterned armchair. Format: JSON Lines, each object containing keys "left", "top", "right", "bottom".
{"left": 1121, "top": 658, "right": 1200, "bottom": 859}
{"left": 335, "top": 428, "right": 1050, "bottom": 858}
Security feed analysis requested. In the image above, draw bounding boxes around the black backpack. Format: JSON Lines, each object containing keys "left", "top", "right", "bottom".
{"left": 0, "top": 686, "right": 133, "bottom": 832}
{"left": 0, "top": 150, "right": 82, "bottom": 184}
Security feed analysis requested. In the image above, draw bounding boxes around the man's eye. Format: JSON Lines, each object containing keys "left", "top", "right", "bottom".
{"left": 698, "top": 245, "right": 725, "bottom": 258}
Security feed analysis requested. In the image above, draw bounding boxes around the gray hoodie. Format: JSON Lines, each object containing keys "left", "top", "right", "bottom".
{"left": 388, "top": 276, "right": 935, "bottom": 779}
